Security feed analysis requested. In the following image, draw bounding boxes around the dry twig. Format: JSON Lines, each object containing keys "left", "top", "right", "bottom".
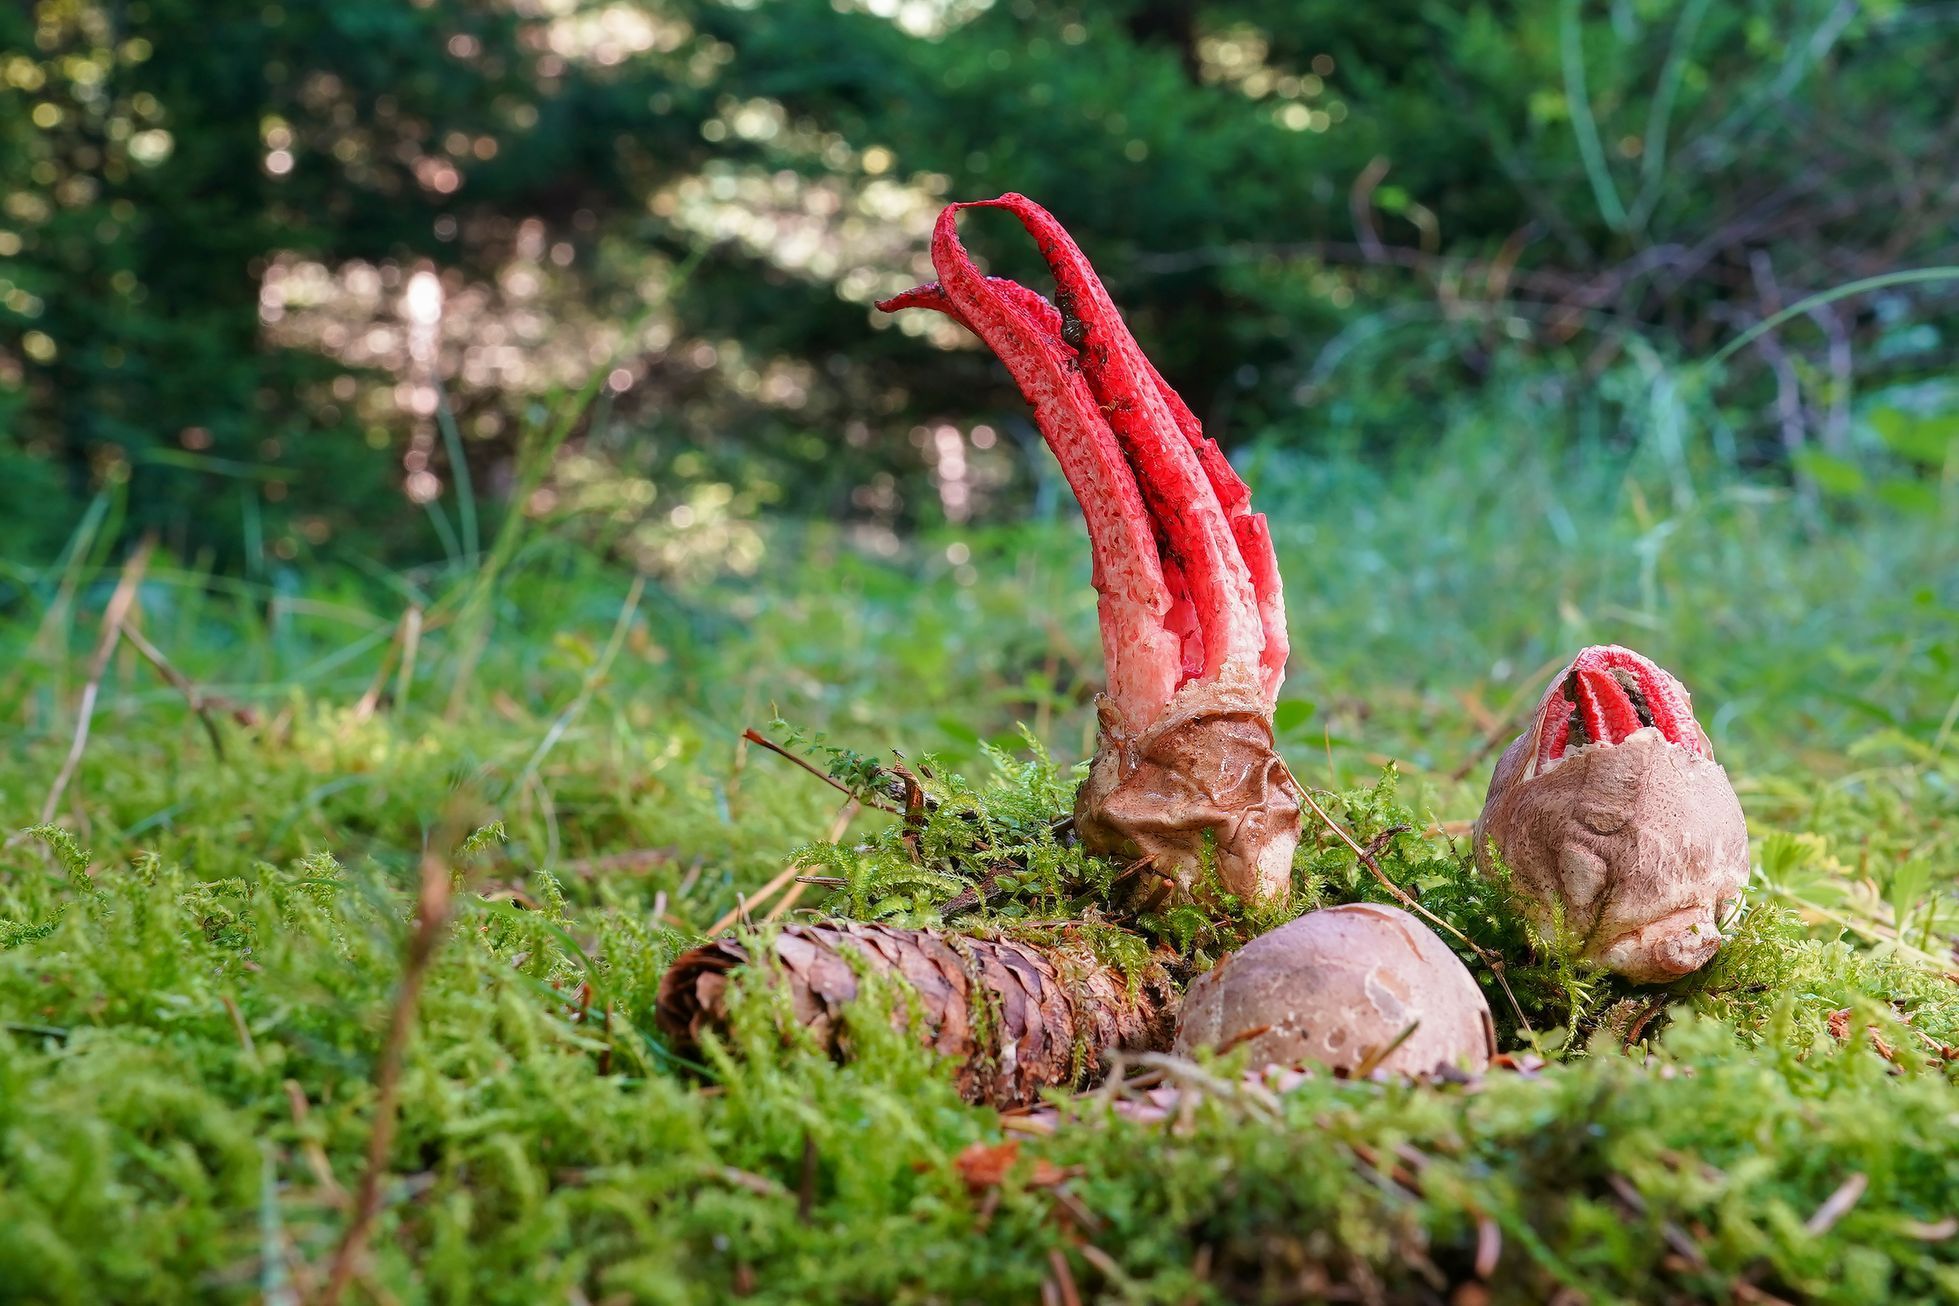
{"left": 284, "top": 1080, "right": 348, "bottom": 1208}
{"left": 120, "top": 622, "right": 240, "bottom": 759}
{"left": 704, "top": 800, "right": 859, "bottom": 936}
{"left": 1448, "top": 654, "right": 1568, "bottom": 782}
{"left": 1803, "top": 1172, "right": 1868, "bottom": 1236}
{"left": 353, "top": 605, "right": 424, "bottom": 721}
{"left": 219, "top": 992, "right": 258, "bottom": 1060}
{"left": 317, "top": 848, "right": 456, "bottom": 1306}
{"left": 30, "top": 540, "right": 154, "bottom": 836}
{"left": 1045, "top": 1249, "right": 1083, "bottom": 1306}
{"left": 740, "top": 728, "right": 902, "bottom": 815}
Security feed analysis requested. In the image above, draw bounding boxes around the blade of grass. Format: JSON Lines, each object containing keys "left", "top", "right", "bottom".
{"left": 1560, "top": 0, "right": 1628, "bottom": 232}
{"left": 507, "top": 575, "right": 646, "bottom": 803}
{"left": 1625, "top": 0, "right": 1712, "bottom": 232}
{"left": 442, "top": 251, "right": 703, "bottom": 719}
{"left": 5, "top": 490, "right": 109, "bottom": 710}
{"left": 1706, "top": 268, "right": 1959, "bottom": 368}
{"left": 435, "top": 387, "right": 479, "bottom": 562}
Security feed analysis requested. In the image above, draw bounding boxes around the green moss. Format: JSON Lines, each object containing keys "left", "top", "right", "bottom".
{"left": 3, "top": 447, "right": 1958, "bottom": 1300}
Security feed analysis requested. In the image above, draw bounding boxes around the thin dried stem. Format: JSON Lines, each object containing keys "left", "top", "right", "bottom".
{"left": 1448, "top": 653, "right": 1568, "bottom": 782}
{"left": 353, "top": 605, "right": 424, "bottom": 722}
{"left": 1803, "top": 1172, "right": 1868, "bottom": 1237}
{"left": 33, "top": 539, "right": 154, "bottom": 832}
{"left": 1046, "top": 1248, "right": 1083, "bottom": 1306}
{"left": 760, "top": 880, "right": 811, "bottom": 923}
{"left": 393, "top": 606, "right": 425, "bottom": 711}
{"left": 740, "top": 728, "right": 901, "bottom": 814}
{"left": 120, "top": 622, "right": 232, "bottom": 760}
{"left": 219, "top": 992, "right": 258, "bottom": 1060}
{"left": 317, "top": 848, "right": 455, "bottom": 1306}
{"left": 705, "top": 801, "right": 858, "bottom": 935}
{"left": 284, "top": 1080, "right": 348, "bottom": 1207}
{"left": 1212, "top": 1023, "right": 1272, "bottom": 1056}
{"left": 1349, "top": 1020, "right": 1422, "bottom": 1079}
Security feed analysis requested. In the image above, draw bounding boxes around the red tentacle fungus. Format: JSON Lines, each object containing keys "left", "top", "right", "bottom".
{"left": 1481, "top": 644, "right": 1748, "bottom": 983}
{"left": 885, "top": 213, "right": 1185, "bottom": 735}
{"left": 880, "top": 195, "right": 1301, "bottom": 905}
{"left": 959, "top": 195, "right": 1267, "bottom": 689}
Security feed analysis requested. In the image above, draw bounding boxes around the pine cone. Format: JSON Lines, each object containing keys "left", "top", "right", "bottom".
{"left": 656, "top": 921, "right": 1177, "bottom": 1109}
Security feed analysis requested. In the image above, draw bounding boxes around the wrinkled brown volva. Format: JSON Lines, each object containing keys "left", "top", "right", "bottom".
{"left": 880, "top": 195, "right": 1300, "bottom": 905}
{"left": 1473, "top": 645, "right": 1749, "bottom": 984}
{"left": 656, "top": 921, "right": 1177, "bottom": 1109}
{"left": 1173, "top": 904, "right": 1495, "bottom": 1077}
{"left": 1074, "top": 663, "right": 1301, "bottom": 910}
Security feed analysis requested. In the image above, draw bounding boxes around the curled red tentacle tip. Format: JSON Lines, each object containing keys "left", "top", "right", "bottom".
{"left": 876, "top": 283, "right": 947, "bottom": 315}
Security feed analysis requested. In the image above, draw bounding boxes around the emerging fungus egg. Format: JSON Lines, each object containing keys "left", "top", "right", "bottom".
{"left": 1473, "top": 645, "right": 1749, "bottom": 985}
{"left": 1173, "top": 904, "right": 1496, "bottom": 1077}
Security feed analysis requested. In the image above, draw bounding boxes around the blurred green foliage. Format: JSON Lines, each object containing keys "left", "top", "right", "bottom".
{"left": 3, "top": 0, "right": 1956, "bottom": 567}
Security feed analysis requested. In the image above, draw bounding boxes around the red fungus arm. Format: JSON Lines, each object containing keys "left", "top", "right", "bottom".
{"left": 880, "top": 278, "right": 1064, "bottom": 338}
{"left": 960, "top": 195, "right": 1268, "bottom": 687}
{"left": 886, "top": 273, "right": 1289, "bottom": 705}
{"left": 901, "top": 210, "right": 1187, "bottom": 735}
{"left": 1134, "top": 354, "right": 1289, "bottom": 704}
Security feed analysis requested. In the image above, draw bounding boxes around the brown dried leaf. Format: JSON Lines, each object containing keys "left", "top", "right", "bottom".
{"left": 954, "top": 1140, "right": 1021, "bottom": 1193}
